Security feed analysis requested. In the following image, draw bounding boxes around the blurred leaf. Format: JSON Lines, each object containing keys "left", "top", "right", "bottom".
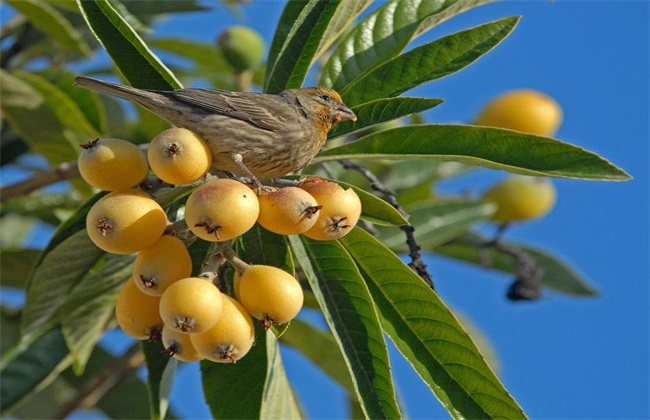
{"left": 6, "top": 0, "right": 92, "bottom": 57}
{"left": 339, "top": 228, "right": 526, "bottom": 418}
{"left": 329, "top": 97, "right": 443, "bottom": 139}
{"left": 259, "top": 330, "right": 302, "bottom": 419}
{"left": 61, "top": 254, "right": 134, "bottom": 374}
{"left": 0, "top": 69, "right": 43, "bottom": 109}
{"left": 289, "top": 235, "right": 401, "bottom": 419}
{"left": 376, "top": 198, "right": 495, "bottom": 251}
{"left": 434, "top": 233, "right": 600, "bottom": 296}
{"left": 0, "top": 326, "right": 72, "bottom": 416}
{"left": 142, "top": 339, "right": 177, "bottom": 420}
{"left": 0, "top": 248, "right": 41, "bottom": 289}
{"left": 1, "top": 191, "right": 83, "bottom": 226}
{"left": 317, "top": 124, "right": 632, "bottom": 181}
{"left": 280, "top": 318, "right": 355, "bottom": 393}
{"left": 21, "top": 230, "right": 105, "bottom": 335}
{"left": 77, "top": 0, "right": 181, "bottom": 90}
{"left": 264, "top": 0, "right": 339, "bottom": 93}
{"left": 0, "top": 213, "right": 36, "bottom": 248}
{"left": 42, "top": 69, "right": 108, "bottom": 134}
{"left": 321, "top": 0, "right": 495, "bottom": 90}
{"left": 341, "top": 17, "right": 519, "bottom": 106}
{"left": 114, "top": 0, "right": 207, "bottom": 18}
{"left": 201, "top": 325, "right": 268, "bottom": 419}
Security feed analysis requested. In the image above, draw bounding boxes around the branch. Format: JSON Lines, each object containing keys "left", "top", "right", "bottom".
{"left": 53, "top": 342, "right": 144, "bottom": 419}
{"left": 0, "top": 161, "right": 80, "bottom": 203}
{"left": 338, "top": 159, "right": 435, "bottom": 290}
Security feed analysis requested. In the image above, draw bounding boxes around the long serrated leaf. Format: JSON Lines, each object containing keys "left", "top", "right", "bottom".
{"left": 329, "top": 97, "right": 443, "bottom": 139}
{"left": 376, "top": 198, "right": 495, "bottom": 250}
{"left": 341, "top": 17, "right": 519, "bottom": 106}
{"left": 434, "top": 234, "right": 599, "bottom": 296}
{"left": 316, "top": 124, "right": 631, "bottom": 181}
{"left": 201, "top": 324, "right": 268, "bottom": 419}
{"left": 77, "top": 0, "right": 181, "bottom": 90}
{"left": 142, "top": 340, "right": 177, "bottom": 420}
{"left": 7, "top": 0, "right": 92, "bottom": 57}
{"left": 260, "top": 330, "right": 302, "bottom": 419}
{"left": 21, "top": 230, "right": 105, "bottom": 335}
{"left": 280, "top": 318, "right": 355, "bottom": 393}
{"left": 288, "top": 235, "right": 401, "bottom": 419}
{"left": 0, "top": 327, "right": 72, "bottom": 415}
{"left": 339, "top": 228, "right": 526, "bottom": 418}
{"left": 320, "top": 0, "right": 494, "bottom": 90}
{"left": 61, "top": 254, "right": 135, "bottom": 374}
{"left": 264, "top": 0, "right": 339, "bottom": 93}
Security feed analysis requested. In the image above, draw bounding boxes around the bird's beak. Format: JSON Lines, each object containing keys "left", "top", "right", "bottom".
{"left": 334, "top": 105, "right": 357, "bottom": 122}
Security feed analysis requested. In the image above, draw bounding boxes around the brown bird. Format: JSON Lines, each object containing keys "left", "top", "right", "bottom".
{"left": 74, "top": 76, "right": 356, "bottom": 180}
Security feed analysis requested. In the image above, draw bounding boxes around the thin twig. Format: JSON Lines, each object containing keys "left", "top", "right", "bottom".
{"left": 338, "top": 159, "right": 435, "bottom": 290}
{"left": 53, "top": 342, "right": 145, "bottom": 419}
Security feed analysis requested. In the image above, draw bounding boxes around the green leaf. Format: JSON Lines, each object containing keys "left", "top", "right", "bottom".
{"left": 200, "top": 325, "right": 268, "bottom": 419}
{"left": 434, "top": 234, "right": 599, "bottom": 296}
{"left": 0, "top": 69, "right": 43, "bottom": 109}
{"left": 259, "top": 330, "right": 302, "bottom": 419}
{"left": 0, "top": 249, "right": 41, "bottom": 289}
{"left": 280, "top": 318, "right": 355, "bottom": 393}
{"left": 320, "top": 0, "right": 495, "bottom": 90}
{"left": 264, "top": 0, "right": 339, "bottom": 93}
{"left": 289, "top": 235, "right": 401, "bottom": 419}
{"left": 0, "top": 327, "right": 72, "bottom": 416}
{"left": 340, "top": 17, "right": 519, "bottom": 106}
{"left": 21, "top": 230, "right": 105, "bottom": 335}
{"left": 376, "top": 198, "right": 495, "bottom": 251}
{"left": 317, "top": 124, "right": 632, "bottom": 181}
{"left": 77, "top": 0, "right": 181, "bottom": 90}
{"left": 6, "top": 0, "right": 92, "bottom": 57}
{"left": 61, "top": 254, "right": 134, "bottom": 374}
{"left": 329, "top": 97, "right": 443, "bottom": 139}
{"left": 339, "top": 228, "right": 526, "bottom": 419}
{"left": 13, "top": 70, "right": 101, "bottom": 138}
{"left": 313, "top": 0, "right": 373, "bottom": 61}
{"left": 234, "top": 225, "right": 294, "bottom": 274}
{"left": 142, "top": 340, "right": 177, "bottom": 420}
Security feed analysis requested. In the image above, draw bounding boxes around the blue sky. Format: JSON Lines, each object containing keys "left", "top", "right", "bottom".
{"left": 3, "top": 1, "right": 649, "bottom": 419}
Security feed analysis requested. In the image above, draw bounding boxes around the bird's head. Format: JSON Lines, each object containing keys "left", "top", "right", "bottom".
{"left": 292, "top": 87, "right": 357, "bottom": 129}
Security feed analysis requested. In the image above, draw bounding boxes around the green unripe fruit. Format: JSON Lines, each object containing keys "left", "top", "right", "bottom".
{"left": 217, "top": 26, "right": 265, "bottom": 73}
{"left": 482, "top": 176, "right": 557, "bottom": 222}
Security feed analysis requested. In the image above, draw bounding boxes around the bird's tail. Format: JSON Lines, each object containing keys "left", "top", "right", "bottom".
{"left": 74, "top": 76, "right": 162, "bottom": 104}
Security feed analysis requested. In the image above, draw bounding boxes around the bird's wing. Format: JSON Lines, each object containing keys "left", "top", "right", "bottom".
{"left": 165, "top": 89, "right": 296, "bottom": 131}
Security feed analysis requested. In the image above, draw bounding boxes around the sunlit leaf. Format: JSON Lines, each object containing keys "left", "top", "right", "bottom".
{"left": 317, "top": 124, "right": 631, "bottom": 181}
{"left": 7, "top": 0, "right": 92, "bottom": 57}
{"left": 77, "top": 0, "right": 181, "bottom": 90}
{"left": 289, "top": 235, "right": 401, "bottom": 419}
{"left": 340, "top": 228, "right": 526, "bottom": 418}
{"left": 259, "top": 330, "right": 302, "bottom": 419}
{"left": 320, "top": 0, "right": 495, "bottom": 90}
{"left": 264, "top": 0, "right": 339, "bottom": 93}
{"left": 340, "top": 17, "right": 519, "bottom": 106}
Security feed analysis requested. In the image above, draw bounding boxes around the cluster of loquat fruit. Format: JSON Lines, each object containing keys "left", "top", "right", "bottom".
{"left": 78, "top": 127, "right": 361, "bottom": 363}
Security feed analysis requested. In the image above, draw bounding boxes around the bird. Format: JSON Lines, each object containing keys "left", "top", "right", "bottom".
{"left": 74, "top": 76, "right": 356, "bottom": 181}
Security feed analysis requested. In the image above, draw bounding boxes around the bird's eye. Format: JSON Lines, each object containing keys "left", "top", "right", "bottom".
{"left": 320, "top": 94, "right": 331, "bottom": 102}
